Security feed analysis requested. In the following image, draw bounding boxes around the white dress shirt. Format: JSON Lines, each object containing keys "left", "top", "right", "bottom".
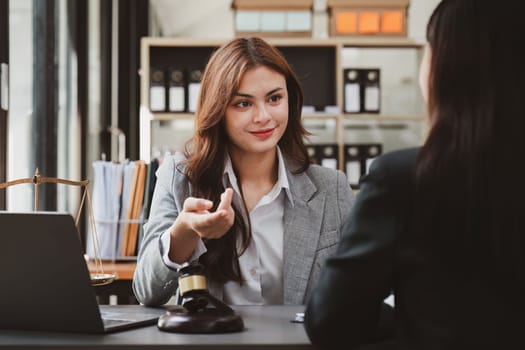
{"left": 160, "top": 147, "right": 293, "bottom": 305}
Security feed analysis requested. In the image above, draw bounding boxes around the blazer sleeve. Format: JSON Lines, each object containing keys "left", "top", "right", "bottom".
{"left": 304, "top": 155, "right": 398, "bottom": 348}
{"left": 132, "top": 156, "right": 187, "bottom": 306}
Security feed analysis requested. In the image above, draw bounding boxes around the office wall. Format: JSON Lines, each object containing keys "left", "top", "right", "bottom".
{"left": 7, "top": 0, "right": 33, "bottom": 210}
{"left": 150, "top": 0, "right": 234, "bottom": 38}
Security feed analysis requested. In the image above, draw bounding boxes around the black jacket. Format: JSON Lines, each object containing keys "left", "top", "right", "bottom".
{"left": 304, "top": 147, "right": 524, "bottom": 349}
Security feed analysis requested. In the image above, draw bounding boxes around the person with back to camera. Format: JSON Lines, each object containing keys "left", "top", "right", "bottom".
{"left": 133, "top": 37, "right": 355, "bottom": 307}
{"left": 304, "top": 0, "right": 525, "bottom": 348}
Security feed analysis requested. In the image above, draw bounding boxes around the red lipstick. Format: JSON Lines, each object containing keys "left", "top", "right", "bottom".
{"left": 250, "top": 128, "right": 274, "bottom": 139}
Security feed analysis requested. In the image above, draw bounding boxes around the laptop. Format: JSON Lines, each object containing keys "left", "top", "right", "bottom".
{"left": 0, "top": 211, "right": 166, "bottom": 333}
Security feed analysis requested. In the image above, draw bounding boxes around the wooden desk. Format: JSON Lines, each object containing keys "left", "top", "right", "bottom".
{"left": 88, "top": 260, "right": 137, "bottom": 305}
{"left": 0, "top": 305, "right": 313, "bottom": 349}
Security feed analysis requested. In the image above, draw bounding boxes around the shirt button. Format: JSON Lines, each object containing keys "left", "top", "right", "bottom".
{"left": 250, "top": 268, "right": 257, "bottom": 277}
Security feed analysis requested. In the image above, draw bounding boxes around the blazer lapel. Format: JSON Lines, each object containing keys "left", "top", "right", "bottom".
{"left": 283, "top": 167, "right": 326, "bottom": 304}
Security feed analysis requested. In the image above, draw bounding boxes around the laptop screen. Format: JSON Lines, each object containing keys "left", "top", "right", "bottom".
{"left": 0, "top": 211, "right": 135, "bottom": 333}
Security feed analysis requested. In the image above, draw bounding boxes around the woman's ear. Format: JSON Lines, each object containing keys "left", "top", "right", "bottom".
{"left": 418, "top": 44, "right": 431, "bottom": 104}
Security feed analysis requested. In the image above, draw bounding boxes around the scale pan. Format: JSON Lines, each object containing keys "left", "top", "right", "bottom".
{"left": 90, "top": 273, "right": 116, "bottom": 286}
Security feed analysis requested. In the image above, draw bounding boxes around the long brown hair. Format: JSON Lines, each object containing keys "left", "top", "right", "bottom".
{"left": 183, "top": 37, "right": 310, "bottom": 284}
{"left": 416, "top": 0, "right": 525, "bottom": 277}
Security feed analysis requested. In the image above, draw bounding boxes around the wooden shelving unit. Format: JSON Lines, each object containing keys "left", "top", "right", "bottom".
{"left": 139, "top": 37, "right": 426, "bottom": 180}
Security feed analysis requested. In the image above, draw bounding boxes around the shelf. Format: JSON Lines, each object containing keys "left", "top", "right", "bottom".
{"left": 343, "top": 114, "right": 426, "bottom": 121}
{"left": 141, "top": 36, "right": 424, "bottom": 49}
{"left": 150, "top": 113, "right": 354, "bottom": 121}
{"left": 149, "top": 113, "right": 425, "bottom": 122}
{"left": 302, "top": 113, "right": 340, "bottom": 119}
{"left": 140, "top": 36, "right": 426, "bottom": 173}
{"left": 151, "top": 113, "right": 195, "bottom": 121}
{"left": 337, "top": 37, "right": 423, "bottom": 48}
{"left": 233, "top": 0, "right": 313, "bottom": 10}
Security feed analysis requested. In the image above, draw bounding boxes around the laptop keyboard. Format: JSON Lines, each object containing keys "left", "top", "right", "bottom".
{"left": 102, "top": 317, "right": 137, "bottom": 327}
{"left": 101, "top": 311, "right": 140, "bottom": 327}
{"left": 99, "top": 308, "right": 163, "bottom": 330}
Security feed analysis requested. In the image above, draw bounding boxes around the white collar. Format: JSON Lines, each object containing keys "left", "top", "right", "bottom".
{"left": 222, "top": 147, "right": 293, "bottom": 206}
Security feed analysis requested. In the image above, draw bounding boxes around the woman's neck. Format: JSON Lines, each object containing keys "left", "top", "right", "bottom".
{"left": 229, "top": 148, "right": 278, "bottom": 184}
{"left": 229, "top": 148, "right": 279, "bottom": 212}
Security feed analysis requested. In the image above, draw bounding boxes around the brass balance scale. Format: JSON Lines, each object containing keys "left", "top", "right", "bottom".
{"left": 0, "top": 168, "right": 115, "bottom": 286}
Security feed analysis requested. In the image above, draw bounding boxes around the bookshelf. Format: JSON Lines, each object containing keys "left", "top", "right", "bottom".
{"left": 139, "top": 37, "right": 426, "bottom": 187}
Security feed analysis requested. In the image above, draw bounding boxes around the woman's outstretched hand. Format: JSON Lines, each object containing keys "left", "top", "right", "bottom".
{"left": 181, "top": 188, "right": 235, "bottom": 239}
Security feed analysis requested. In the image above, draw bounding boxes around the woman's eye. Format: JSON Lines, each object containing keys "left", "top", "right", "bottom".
{"left": 234, "top": 101, "right": 250, "bottom": 108}
{"left": 268, "top": 95, "right": 282, "bottom": 103}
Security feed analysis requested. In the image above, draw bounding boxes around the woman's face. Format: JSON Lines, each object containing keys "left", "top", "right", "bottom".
{"left": 419, "top": 44, "right": 431, "bottom": 104}
{"left": 224, "top": 65, "right": 288, "bottom": 159}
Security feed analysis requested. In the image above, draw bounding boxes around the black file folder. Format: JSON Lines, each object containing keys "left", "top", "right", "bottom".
{"left": 344, "top": 143, "right": 382, "bottom": 189}
{"left": 168, "top": 67, "right": 186, "bottom": 112}
{"left": 307, "top": 144, "right": 339, "bottom": 170}
{"left": 307, "top": 145, "right": 318, "bottom": 165}
{"left": 343, "top": 68, "right": 381, "bottom": 114}
{"left": 187, "top": 68, "right": 203, "bottom": 113}
{"left": 344, "top": 144, "right": 362, "bottom": 188}
{"left": 343, "top": 69, "right": 362, "bottom": 113}
{"left": 317, "top": 144, "right": 339, "bottom": 170}
{"left": 363, "top": 69, "right": 381, "bottom": 113}
{"left": 149, "top": 67, "right": 167, "bottom": 112}
{"left": 364, "top": 143, "right": 382, "bottom": 174}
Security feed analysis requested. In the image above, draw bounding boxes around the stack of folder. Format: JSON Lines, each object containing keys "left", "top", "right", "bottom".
{"left": 86, "top": 159, "right": 159, "bottom": 260}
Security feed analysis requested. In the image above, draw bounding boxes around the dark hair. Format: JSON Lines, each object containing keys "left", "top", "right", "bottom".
{"left": 183, "top": 37, "right": 310, "bottom": 284}
{"left": 415, "top": 0, "right": 525, "bottom": 277}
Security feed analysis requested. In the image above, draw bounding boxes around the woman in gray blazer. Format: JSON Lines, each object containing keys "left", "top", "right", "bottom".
{"left": 133, "top": 37, "right": 354, "bottom": 307}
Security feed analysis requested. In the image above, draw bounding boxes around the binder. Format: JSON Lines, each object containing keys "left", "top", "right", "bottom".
{"left": 187, "top": 68, "right": 203, "bottom": 113}
{"left": 343, "top": 68, "right": 381, "bottom": 114}
{"left": 235, "top": 10, "right": 261, "bottom": 32}
{"left": 344, "top": 143, "right": 383, "bottom": 189}
{"left": 168, "top": 67, "right": 186, "bottom": 112}
{"left": 344, "top": 144, "right": 361, "bottom": 188}
{"left": 358, "top": 12, "right": 380, "bottom": 34}
{"left": 140, "top": 158, "right": 159, "bottom": 222}
{"left": 307, "top": 143, "right": 338, "bottom": 169}
{"left": 261, "top": 11, "right": 286, "bottom": 32}
{"left": 149, "top": 67, "right": 167, "bottom": 112}
{"left": 364, "top": 143, "right": 382, "bottom": 174}
{"left": 363, "top": 69, "right": 381, "bottom": 113}
{"left": 343, "top": 69, "right": 361, "bottom": 113}
{"left": 306, "top": 145, "right": 318, "bottom": 165}
{"left": 319, "top": 144, "right": 338, "bottom": 170}
{"left": 287, "top": 11, "right": 312, "bottom": 32}
{"left": 122, "top": 160, "right": 147, "bottom": 256}
{"left": 116, "top": 161, "right": 135, "bottom": 257}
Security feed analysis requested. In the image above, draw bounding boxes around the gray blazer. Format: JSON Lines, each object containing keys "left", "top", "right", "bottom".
{"left": 133, "top": 155, "right": 354, "bottom": 306}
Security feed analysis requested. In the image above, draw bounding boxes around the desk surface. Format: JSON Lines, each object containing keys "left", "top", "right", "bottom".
{"left": 0, "top": 305, "right": 312, "bottom": 349}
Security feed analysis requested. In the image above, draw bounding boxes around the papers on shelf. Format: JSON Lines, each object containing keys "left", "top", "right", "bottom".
{"left": 86, "top": 159, "right": 157, "bottom": 260}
